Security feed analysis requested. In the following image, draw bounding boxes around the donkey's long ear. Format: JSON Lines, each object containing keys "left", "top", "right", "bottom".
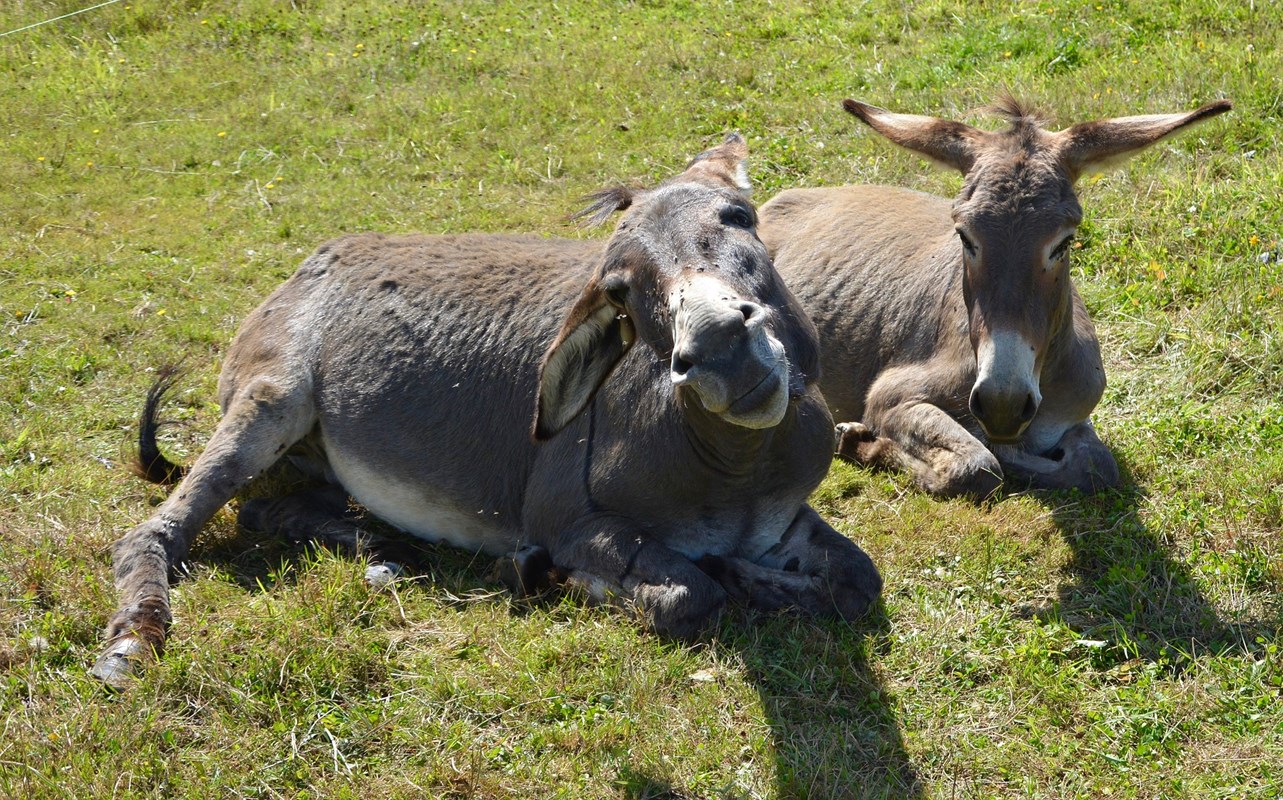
{"left": 843, "top": 99, "right": 988, "bottom": 174}
{"left": 679, "top": 132, "right": 752, "bottom": 196}
{"left": 533, "top": 278, "right": 636, "bottom": 441}
{"left": 1054, "top": 99, "right": 1232, "bottom": 180}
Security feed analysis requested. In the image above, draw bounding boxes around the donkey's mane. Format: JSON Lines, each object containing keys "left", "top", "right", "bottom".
{"left": 569, "top": 185, "right": 636, "bottom": 228}
{"left": 985, "top": 93, "right": 1048, "bottom": 129}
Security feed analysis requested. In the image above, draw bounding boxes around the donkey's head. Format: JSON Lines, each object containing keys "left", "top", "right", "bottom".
{"left": 533, "top": 133, "right": 819, "bottom": 441}
{"left": 844, "top": 96, "right": 1231, "bottom": 443}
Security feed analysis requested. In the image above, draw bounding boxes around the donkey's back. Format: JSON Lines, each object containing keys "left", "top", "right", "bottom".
{"left": 216, "top": 232, "right": 604, "bottom": 554}
{"left": 760, "top": 184, "right": 964, "bottom": 421}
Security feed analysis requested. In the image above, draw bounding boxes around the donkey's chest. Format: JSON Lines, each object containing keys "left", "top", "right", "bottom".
{"left": 653, "top": 504, "right": 800, "bottom": 561}
{"left": 586, "top": 461, "right": 806, "bottom": 560}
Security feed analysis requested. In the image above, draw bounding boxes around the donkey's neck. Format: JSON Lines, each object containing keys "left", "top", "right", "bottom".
{"left": 677, "top": 393, "right": 777, "bottom": 478}
{"left": 1039, "top": 277, "right": 1079, "bottom": 375}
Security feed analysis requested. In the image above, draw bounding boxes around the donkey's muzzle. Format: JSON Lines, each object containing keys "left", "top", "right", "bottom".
{"left": 670, "top": 280, "right": 788, "bottom": 428}
{"left": 969, "top": 383, "right": 1038, "bottom": 443}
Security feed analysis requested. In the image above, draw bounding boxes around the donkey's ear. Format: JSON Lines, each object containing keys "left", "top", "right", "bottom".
{"left": 1054, "top": 99, "right": 1232, "bottom": 179}
{"left": 680, "top": 132, "right": 752, "bottom": 196}
{"left": 843, "top": 99, "right": 988, "bottom": 174}
{"left": 533, "top": 278, "right": 636, "bottom": 441}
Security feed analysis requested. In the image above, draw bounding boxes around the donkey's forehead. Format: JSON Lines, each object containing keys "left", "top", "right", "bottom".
{"left": 604, "top": 181, "right": 765, "bottom": 283}
{"left": 628, "top": 180, "right": 745, "bottom": 221}
{"left": 955, "top": 137, "right": 1082, "bottom": 230}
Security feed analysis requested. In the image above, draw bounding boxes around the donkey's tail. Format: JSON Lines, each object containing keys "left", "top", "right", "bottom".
{"left": 129, "top": 365, "right": 189, "bottom": 486}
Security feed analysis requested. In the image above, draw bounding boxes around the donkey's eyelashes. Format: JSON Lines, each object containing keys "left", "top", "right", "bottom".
{"left": 956, "top": 229, "right": 978, "bottom": 257}
{"left": 1049, "top": 235, "right": 1075, "bottom": 262}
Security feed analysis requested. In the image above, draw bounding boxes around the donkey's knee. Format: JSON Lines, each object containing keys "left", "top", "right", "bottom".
{"left": 928, "top": 449, "right": 1003, "bottom": 499}
{"left": 1076, "top": 446, "right": 1120, "bottom": 492}
{"left": 723, "top": 508, "right": 882, "bottom": 622}
{"left": 1053, "top": 428, "right": 1121, "bottom": 493}
{"left": 793, "top": 522, "right": 882, "bottom": 621}
{"left": 1061, "top": 425, "right": 1120, "bottom": 492}
{"left": 897, "top": 441, "right": 1004, "bottom": 498}
{"left": 999, "top": 424, "right": 1120, "bottom": 493}
{"left": 632, "top": 576, "right": 726, "bottom": 641}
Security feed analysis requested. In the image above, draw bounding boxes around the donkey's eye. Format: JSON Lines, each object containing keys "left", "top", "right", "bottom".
{"left": 957, "top": 230, "right": 977, "bottom": 256}
{"left": 720, "top": 205, "right": 756, "bottom": 229}
{"left": 1050, "top": 235, "right": 1075, "bottom": 262}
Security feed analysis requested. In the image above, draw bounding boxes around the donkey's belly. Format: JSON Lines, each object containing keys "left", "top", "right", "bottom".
{"left": 323, "top": 438, "right": 520, "bottom": 556}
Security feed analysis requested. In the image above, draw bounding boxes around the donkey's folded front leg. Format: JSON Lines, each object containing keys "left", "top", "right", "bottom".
{"left": 698, "top": 505, "right": 881, "bottom": 622}
{"left": 995, "top": 421, "right": 1120, "bottom": 493}
{"left": 549, "top": 520, "right": 727, "bottom": 641}
{"left": 860, "top": 400, "right": 1003, "bottom": 499}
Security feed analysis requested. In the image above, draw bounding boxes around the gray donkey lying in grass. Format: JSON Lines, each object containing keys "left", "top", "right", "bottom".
{"left": 761, "top": 96, "right": 1231, "bottom": 498}
{"left": 93, "top": 134, "right": 882, "bottom": 687}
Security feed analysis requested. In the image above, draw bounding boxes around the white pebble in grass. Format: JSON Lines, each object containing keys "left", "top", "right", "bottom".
{"left": 365, "top": 562, "right": 402, "bottom": 589}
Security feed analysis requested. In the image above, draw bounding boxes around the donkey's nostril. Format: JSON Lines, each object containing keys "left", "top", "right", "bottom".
{"left": 1020, "top": 392, "right": 1038, "bottom": 423}
{"left": 969, "top": 389, "right": 985, "bottom": 421}
{"left": 671, "top": 353, "right": 694, "bottom": 377}
{"left": 737, "top": 301, "right": 761, "bottom": 323}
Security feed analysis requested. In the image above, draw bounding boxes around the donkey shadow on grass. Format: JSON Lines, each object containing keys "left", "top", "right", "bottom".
{"left": 178, "top": 471, "right": 921, "bottom": 800}
{"left": 1031, "top": 450, "right": 1281, "bottom": 668}
{"left": 613, "top": 605, "right": 921, "bottom": 800}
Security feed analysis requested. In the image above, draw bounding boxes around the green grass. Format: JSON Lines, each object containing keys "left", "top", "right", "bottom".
{"left": 2, "top": 0, "right": 1280, "bottom": 797}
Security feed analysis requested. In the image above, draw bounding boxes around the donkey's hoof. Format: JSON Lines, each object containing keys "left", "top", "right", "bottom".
{"left": 834, "top": 421, "right": 874, "bottom": 446}
{"left": 636, "top": 579, "right": 726, "bottom": 642}
{"left": 364, "top": 562, "right": 403, "bottom": 589}
{"left": 836, "top": 422, "right": 892, "bottom": 466}
{"left": 491, "top": 544, "right": 558, "bottom": 597}
{"left": 90, "top": 637, "right": 151, "bottom": 690}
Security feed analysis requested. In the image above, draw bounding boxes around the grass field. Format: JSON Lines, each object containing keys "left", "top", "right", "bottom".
{"left": 1, "top": 1, "right": 1280, "bottom": 797}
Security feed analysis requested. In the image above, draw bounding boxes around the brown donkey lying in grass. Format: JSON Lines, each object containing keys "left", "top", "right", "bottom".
{"left": 760, "top": 97, "right": 1231, "bottom": 498}
{"left": 93, "top": 134, "right": 882, "bottom": 687}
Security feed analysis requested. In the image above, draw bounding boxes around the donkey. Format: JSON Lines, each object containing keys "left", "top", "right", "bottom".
{"left": 758, "top": 97, "right": 1231, "bottom": 498}
{"left": 92, "top": 134, "right": 882, "bottom": 687}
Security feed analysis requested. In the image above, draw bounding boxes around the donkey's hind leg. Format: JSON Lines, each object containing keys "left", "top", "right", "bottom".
{"left": 238, "top": 483, "right": 419, "bottom": 567}
{"left": 93, "top": 378, "right": 314, "bottom": 688}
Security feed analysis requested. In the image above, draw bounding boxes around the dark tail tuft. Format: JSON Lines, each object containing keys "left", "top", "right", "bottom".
{"left": 129, "top": 365, "right": 189, "bottom": 486}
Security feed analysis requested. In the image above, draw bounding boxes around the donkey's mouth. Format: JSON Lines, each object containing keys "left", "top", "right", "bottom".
{"left": 984, "top": 430, "right": 1025, "bottom": 446}
{"left": 728, "top": 370, "right": 784, "bottom": 417}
